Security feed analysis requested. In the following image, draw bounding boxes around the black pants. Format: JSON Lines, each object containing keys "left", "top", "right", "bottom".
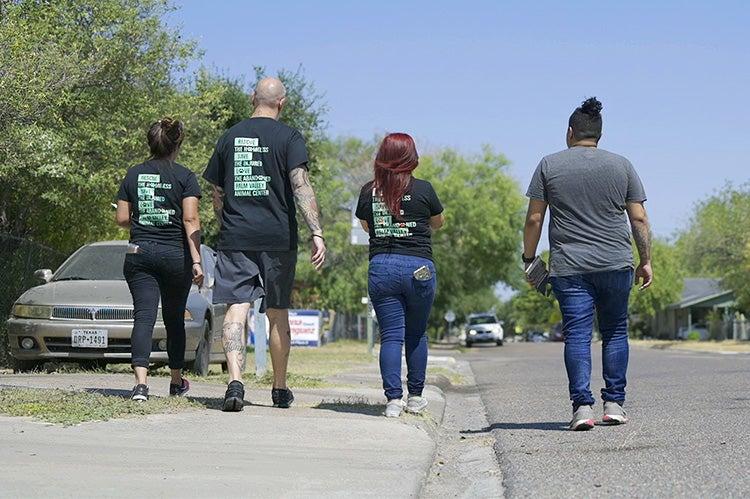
{"left": 123, "top": 241, "right": 192, "bottom": 369}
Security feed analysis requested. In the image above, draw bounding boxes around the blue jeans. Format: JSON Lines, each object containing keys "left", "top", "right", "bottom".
{"left": 369, "top": 254, "right": 437, "bottom": 400}
{"left": 550, "top": 269, "right": 633, "bottom": 409}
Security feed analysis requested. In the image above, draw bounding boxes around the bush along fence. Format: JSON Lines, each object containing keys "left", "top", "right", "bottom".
{"left": 0, "top": 234, "right": 67, "bottom": 368}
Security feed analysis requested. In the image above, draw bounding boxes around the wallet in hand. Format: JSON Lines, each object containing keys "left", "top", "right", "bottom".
{"left": 525, "top": 256, "right": 550, "bottom": 296}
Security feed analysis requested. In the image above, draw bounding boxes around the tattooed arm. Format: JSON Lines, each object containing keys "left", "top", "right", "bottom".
{"left": 289, "top": 167, "right": 326, "bottom": 270}
{"left": 626, "top": 201, "right": 653, "bottom": 290}
{"left": 211, "top": 185, "right": 224, "bottom": 223}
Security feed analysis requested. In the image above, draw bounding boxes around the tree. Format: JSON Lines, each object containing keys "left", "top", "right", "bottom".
{"left": 293, "top": 137, "right": 374, "bottom": 313}
{"left": 420, "top": 148, "right": 525, "bottom": 331}
{"left": 508, "top": 287, "right": 560, "bottom": 332}
{"left": 677, "top": 183, "right": 750, "bottom": 313}
{"left": 0, "top": 1, "right": 329, "bottom": 256}
{"left": 628, "top": 239, "right": 684, "bottom": 336}
{"left": 0, "top": 0, "right": 195, "bottom": 252}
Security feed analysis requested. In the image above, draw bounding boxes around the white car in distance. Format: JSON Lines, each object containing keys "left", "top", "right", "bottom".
{"left": 462, "top": 313, "right": 504, "bottom": 347}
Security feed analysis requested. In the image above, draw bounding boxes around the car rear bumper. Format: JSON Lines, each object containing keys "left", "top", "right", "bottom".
{"left": 7, "top": 318, "right": 202, "bottom": 362}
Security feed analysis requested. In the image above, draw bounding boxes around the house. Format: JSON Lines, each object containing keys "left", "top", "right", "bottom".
{"left": 650, "top": 278, "right": 736, "bottom": 339}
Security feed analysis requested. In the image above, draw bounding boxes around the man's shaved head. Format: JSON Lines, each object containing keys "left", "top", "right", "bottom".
{"left": 253, "top": 77, "right": 286, "bottom": 108}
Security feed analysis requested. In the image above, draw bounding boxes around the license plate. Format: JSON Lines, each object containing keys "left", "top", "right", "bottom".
{"left": 71, "top": 329, "right": 108, "bottom": 348}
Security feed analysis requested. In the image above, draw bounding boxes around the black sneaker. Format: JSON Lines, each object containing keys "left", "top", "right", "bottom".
{"left": 272, "top": 388, "right": 294, "bottom": 408}
{"left": 222, "top": 380, "right": 245, "bottom": 412}
{"left": 131, "top": 384, "right": 149, "bottom": 402}
{"left": 169, "top": 378, "right": 190, "bottom": 397}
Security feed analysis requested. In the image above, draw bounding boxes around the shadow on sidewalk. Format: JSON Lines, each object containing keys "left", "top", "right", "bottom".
{"left": 312, "top": 400, "right": 382, "bottom": 417}
{"left": 461, "top": 421, "right": 568, "bottom": 433}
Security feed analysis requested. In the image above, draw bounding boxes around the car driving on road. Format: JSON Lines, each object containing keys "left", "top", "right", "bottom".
{"left": 7, "top": 240, "right": 226, "bottom": 374}
{"left": 462, "top": 313, "right": 504, "bottom": 347}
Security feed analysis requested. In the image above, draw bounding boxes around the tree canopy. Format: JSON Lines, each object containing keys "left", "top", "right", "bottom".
{"left": 677, "top": 183, "right": 750, "bottom": 313}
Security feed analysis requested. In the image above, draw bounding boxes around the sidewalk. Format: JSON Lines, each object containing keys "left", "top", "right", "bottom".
{"left": 0, "top": 363, "right": 447, "bottom": 498}
{"left": 631, "top": 339, "right": 750, "bottom": 354}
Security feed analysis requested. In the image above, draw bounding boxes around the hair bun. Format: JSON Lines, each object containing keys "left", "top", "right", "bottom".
{"left": 580, "top": 97, "right": 603, "bottom": 116}
{"left": 160, "top": 116, "right": 176, "bottom": 129}
{"left": 159, "top": 116, "right": 183, "bottom": 142}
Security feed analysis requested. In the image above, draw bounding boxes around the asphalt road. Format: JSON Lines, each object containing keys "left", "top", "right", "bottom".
{"left": 463, "top": 342, "right": 750, "bottom": 498}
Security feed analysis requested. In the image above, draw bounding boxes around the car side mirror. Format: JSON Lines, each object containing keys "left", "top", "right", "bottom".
{"left": 34, "top": 269, "right": 53, "bottom": 283}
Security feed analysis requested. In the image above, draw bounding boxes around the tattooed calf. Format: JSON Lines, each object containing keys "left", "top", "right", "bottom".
{"left": 222, "top": 321, "right": 245, "bottom": 366}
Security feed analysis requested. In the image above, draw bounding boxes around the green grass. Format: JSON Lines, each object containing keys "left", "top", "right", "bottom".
{"left": 429, "top": 366, "right": 468, "bottom": 386}
{"left": 108, "top": 339, "right": 377, "bottom": 387}
{"left": 0, "top": 387, "right": 202, "bottom": 426}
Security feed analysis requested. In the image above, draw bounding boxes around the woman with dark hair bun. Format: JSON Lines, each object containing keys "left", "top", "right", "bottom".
{"left": 355, "top": 133, "right": 445, "bottom": 418}
{"left": 115, "top": 117, "right": 203, "bottom": 401}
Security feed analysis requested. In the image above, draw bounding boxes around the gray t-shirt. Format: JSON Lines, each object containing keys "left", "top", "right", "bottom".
{"left": 526, "top": 146, "right": 646, "bottom": 277}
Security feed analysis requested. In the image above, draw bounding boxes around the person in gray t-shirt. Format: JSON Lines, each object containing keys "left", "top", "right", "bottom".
{"left": 522, "top": 97, "right": 653, "bottom": 430}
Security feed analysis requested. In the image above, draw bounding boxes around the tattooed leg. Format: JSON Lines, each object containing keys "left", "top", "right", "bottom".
{"left": 222, "top": 303, "right": 251, "bottom": 382}
{"left": 267, "top": 308, "right": 291, "bottom": 389}
{"left": 223, "top": 322, "right": 245, "bottom": 382}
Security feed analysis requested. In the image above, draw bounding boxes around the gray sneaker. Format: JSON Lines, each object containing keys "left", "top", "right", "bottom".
{"left": 570, "top": 405, "right": 595, "bottom": 431}
{"left": 405, "top": 395, "right": 428, "bottom": 414}
{"left": 384, "top": 399, "right": 404, "bottom": 418}
{"left": 602, "top": 401, "right": 628, "bottom": 425}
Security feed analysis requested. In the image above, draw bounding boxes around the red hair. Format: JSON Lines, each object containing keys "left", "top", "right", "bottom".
{"left": 372, "top": 133, "right": 419, "bottom": 217}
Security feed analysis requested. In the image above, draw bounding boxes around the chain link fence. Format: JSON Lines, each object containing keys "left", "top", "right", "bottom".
{"left": 0, "top": 234, "right": 67, "bottom": 368}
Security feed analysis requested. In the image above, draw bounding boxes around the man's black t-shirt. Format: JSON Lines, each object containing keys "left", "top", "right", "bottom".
{"left": 117, "top": 159, "right": 202, "bottom": 248}
{"left": 356, "top": 178, "right": 443, "bottom": 261}
{"left": 203, "top": 117, "right": 309, "bottom": 251}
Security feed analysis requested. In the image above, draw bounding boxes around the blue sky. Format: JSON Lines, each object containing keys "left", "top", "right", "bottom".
{"left": 170, "top": 0, "right": 748, "bottom": 239}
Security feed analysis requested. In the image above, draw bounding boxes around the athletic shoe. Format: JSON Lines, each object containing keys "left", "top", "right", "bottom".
{"left": 405, "top": 395, "right": 429, "bottom": 414}
{"left": 131, "top": 384, "right": 149, "bottom": 402}
{"left": 272, "top": 388, "right": 294, "bottom": 408}
{"left": 602, "top": 401, "right": 628, "bottom": 425}
{"left": 384, "top": 399, "right": 404, "bottom": 418}
{"left": 569, "top": 405, "right": 595, "bottom": 431}
{"left": 169, "top": 378, "right": 190, "bottom": 397}
{"left": 222, "top": 380, "right": 245, "bottom": 412}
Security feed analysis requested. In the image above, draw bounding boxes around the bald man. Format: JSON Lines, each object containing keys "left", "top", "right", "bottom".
{"left": 203, "top": 77, "right": 326, "bottom": 411}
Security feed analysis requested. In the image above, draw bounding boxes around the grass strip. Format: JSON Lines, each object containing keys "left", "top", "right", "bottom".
{"left": 0, "top": 387, "right": 202, "bottom": 426}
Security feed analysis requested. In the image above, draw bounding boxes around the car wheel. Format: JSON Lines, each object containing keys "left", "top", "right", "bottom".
{"left": 13, "top": 359, "right": 42, "bottom": 373}
{"left": 465, "top": 341, "right": 473, "bottom": 348}
{"left": 189, "top": 320, "right": 211, "bottom": 376}
{"left": 496, "top": 340, "right": 504, "bottom": 346}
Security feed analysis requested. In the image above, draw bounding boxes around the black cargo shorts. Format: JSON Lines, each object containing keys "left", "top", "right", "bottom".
{"left": 213, "top": 250, "right": 297, "bottom": 312}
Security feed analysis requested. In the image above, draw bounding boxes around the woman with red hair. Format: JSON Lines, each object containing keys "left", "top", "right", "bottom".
{"left": 355, "top": 133, "right": 445, "bottom": 418}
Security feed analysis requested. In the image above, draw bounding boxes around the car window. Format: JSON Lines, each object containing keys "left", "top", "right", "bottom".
{"left": 469, "top": 315, "right": 496, "bottom": 325}
{"left": 54, "top": 245, "right": 126, "bottom": 281}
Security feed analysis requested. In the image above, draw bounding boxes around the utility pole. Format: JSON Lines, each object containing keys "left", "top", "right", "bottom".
{"left": 253, "top": 299, "right": 267, "bottom": 376}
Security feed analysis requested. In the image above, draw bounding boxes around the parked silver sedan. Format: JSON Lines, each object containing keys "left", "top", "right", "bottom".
{"left": 7, "top": 240, "right": 226, "bottom": 374}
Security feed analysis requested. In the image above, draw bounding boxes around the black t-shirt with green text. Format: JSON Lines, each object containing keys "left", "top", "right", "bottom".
{"left": 356, "top": 178, "right": 443, "bottom": 261}
{"left": 203, "top": 117, "right": 309, "bottom": 251}
{"left": 117, "top": 159, "right": 202, "bottom": 248}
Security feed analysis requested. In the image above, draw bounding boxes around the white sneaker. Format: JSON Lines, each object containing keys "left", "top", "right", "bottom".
{"left": 405, "top": 395, "right": 428, "bottom": 414}
{"left": 602, "top": 401, "right": 628, "bottom": 425}
{"left": 569, "top": 405, "right": 595, "bottom": 431}
{"left": 384, "top": 399, "right": 404, "bottom": 418}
